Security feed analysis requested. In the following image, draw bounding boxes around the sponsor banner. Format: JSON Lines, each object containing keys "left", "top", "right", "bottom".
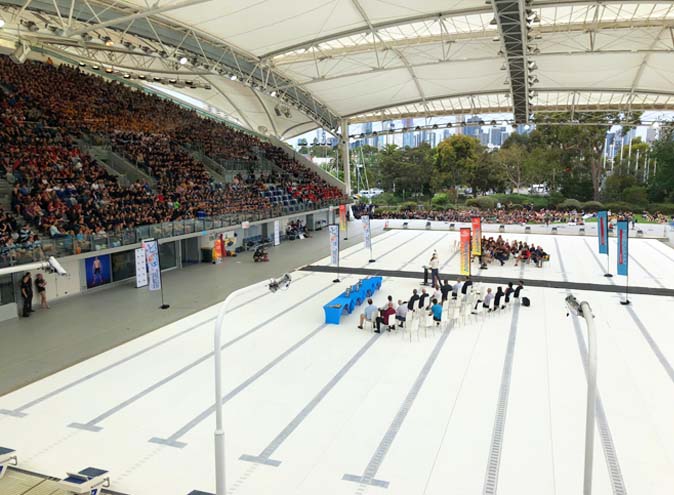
{"left": 143, "top": 239, "right": 162, "bottom": 291}
{"left": 471, "top": 216, "right": 482, "bottom": 256}
{"left": 329, "top": 224, "right": 340, "bottom": 266}
{"left": 135, "top": 248, "right": 148, "bottom": 288}
{"left": 597, "top": 210, "right": 609, "bottom": 255}
{"left": 459, "top": 227, "right": 471, "bottom": 276}
{"left": 274, "top": 220, "right": 280, "bottom": 246}
{"left": 362, "top": 215, "right": 372, "bottom": 250}
{"left": 339, "top": 204, "right": 347, "bottom": 232}
{"left": 617, "top": 220, "right": 629, "bottom": 276}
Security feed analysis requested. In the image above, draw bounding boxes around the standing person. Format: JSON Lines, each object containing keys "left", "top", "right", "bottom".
{"left": 20, "top": 272, "right": 33, "bottom": 317}
{"left": 35, "top": 273, "right": 49, "bottom": 309}
{"left": 429, "top": 250, "right": 440, "bottom": 287}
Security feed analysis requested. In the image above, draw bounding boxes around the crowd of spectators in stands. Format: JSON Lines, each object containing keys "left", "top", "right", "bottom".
{"left": 0, "top": 56, "right": 345, "bottom": 253}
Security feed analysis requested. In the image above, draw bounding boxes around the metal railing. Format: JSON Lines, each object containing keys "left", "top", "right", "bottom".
{"left": 0, "top": 200, "right": 344, "bottom": 268}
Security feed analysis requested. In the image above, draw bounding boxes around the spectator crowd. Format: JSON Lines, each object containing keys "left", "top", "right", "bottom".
{"left": 0, "top": 56, "right": 345, "bottom": 255}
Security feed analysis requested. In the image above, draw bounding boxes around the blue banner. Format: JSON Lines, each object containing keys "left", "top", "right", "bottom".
{"left": 143, "top": 239, "right": 162, "bottom": 291}
{"left": 597, "top": 210, "right": 609, "bottom": 255}
{"left": 617, "top": 221, "right": 629, "bottom": 276}
{"left": 329, "top": 225, "right": 339, "bottom": 266}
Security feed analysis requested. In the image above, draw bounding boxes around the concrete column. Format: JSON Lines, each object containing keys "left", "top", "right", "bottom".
{"left": 340, "top": 119, "right": 351, "bottom": 196}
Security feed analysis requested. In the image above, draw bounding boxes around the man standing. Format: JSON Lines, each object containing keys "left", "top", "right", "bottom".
{"left": 429, "top": 250, "right": 440, "bottom": 287}
{"left": 20, "top": 272, "right": 33, "bottom": 318}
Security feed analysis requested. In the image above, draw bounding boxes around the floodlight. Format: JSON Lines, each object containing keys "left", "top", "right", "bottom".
{"left": 230, "top": 74, "right": 237, "bottom": 80}
{"left": 179, "top": 56, "right": 187, "bottom": 65}
{"left": 0, "top": 17, "right": 6, "bottom": 29}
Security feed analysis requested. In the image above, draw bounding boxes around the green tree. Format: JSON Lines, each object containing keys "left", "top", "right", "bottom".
{"left": 434, "top": 135, "right": 482, "bottom": 193}
{"left": 649, "top": 138, "right": 674, "bottom": 202}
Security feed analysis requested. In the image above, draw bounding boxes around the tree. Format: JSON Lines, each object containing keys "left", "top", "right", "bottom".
{"left": 649, "top": 138, "right": 674, "bottom": 202}
{"left": 434, "top": 135, "right": 482, "bottom": 193}
{"left": 491, "top": 144, "right": 527, "bottom": 192}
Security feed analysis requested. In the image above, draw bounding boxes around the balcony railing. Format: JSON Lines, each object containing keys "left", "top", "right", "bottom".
{"left": 1, "top": 200, "right": 345, "bottom": 269}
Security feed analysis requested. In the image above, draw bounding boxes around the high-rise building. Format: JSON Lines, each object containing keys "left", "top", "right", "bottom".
{"left": 454, "top": 115, "right": 465, "bottom": 135}
{"left": 402, "top": 118, "right": 415, "bottom": 148}
{"left": 646, "top": 127, "right": 658, "bottom": 143}
{"left": 465, "top": 115, "right": 482, "bottom": 139}
{"left": 442, "top": 129, "right": 451, "bottom": 140}
{"left": 490, "top": 127, "right": 506, "bottom": 147}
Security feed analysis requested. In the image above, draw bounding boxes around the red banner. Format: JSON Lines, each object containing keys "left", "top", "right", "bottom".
{"left": 460, "top": 227, "right": 471, "bottom": 276}
{"left": 339, "top": 204, "right": 347, "bottom": 232}
{"left": 471, "top": 216, "right": 482, "bottom": 256}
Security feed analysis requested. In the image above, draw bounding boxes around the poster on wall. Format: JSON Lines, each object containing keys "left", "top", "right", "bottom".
{"left": 471, "top": 216, "right": 482, "bottom": 256}
{"left": 143, "top": 239, "right": 162, "bottom": 291}
{"left": 617, "top": 221, "right": 629, "bottom": 276}
{"left": 597, "top": 210, "right": 609, "bottom": 255}
{"left": 85, "top": 255, "right": 112, "bottom": 289}
{"left": 134, "top": 248, "right": 148, "bottom": 288}
{"left": 274, "top": 220, "right": 280, "bottom": 246}
{"left": 339, "top": 205, "right": 347, "bottom": 232}
{"left": 459, "top": 228, "right": 471, "bottom": 276}
{"left": 329, "top": 224, "right": 339, "bottom": 266}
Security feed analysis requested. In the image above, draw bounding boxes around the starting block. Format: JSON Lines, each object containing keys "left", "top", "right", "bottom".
{"left": 425, "top": 221, "right": 431, "bottom": 229}
{"left": 579, "top": 227, "right": 585, "bottom": 235}
{"left": 188, "top": 491, "right": 215, "bottom": 495}
{"left": 449, "top": 223, "right": 455, "bottom": 230}
{"left": 551, "top": 227, "right": 558, "bottom": 234}
{"left": 637, "top": 229, "right": 644, "bottom": 237}
{"left": 498, "top": 224, "right": 505, "bottom": 232}
{"left": 58, "top": 467, "right": 110, "bottom": 495}
{"left": 0, "top": 446, "right": 18, "bottom": 479}
{"left": 402, "top": 222, "right": 408, "bottom": 229}
{"left": 524, "top": 226, "right": 531, "bottom": 233}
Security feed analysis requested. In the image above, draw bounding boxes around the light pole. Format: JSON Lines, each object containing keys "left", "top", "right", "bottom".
{"left": 565, "top": 294, "right": 597, "bottom": 495}
{"left": 213, "top": 273, "right": 292, "bottom": 495}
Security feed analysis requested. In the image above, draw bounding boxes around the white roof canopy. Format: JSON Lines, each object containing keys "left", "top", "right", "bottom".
{"left": 1, "top": 0, "right": 673, "bottom": 136}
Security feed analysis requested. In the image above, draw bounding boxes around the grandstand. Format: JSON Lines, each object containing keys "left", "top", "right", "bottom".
{"left": 0, "top": 1, "right": 674, "bottom": 495}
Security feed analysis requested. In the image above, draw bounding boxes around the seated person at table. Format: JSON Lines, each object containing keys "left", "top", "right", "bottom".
{"left": 395, "top": 300, "right": 408, "bottom": 327}
{"left": 407, "top": 289, "right": 420, "bottom": 311}
{"left": 429, "top": 298, "right": 442, "bottom": 325}
{"left": 358, "top": 298, "right": 378, "bottom": 329}
{"left": 376, "top": 302, "right": 397, "bottom": 333}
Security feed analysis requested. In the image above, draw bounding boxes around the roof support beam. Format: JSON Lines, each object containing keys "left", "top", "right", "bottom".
{"left": 491, "top": 0, "right": 530, "bottom": 122}
{"left": 66, "top": 0, "right": 213, "bottom": 37}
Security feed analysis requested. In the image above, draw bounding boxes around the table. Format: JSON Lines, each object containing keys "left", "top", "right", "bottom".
{"left": 323, "top": 276, "right": 382, "bottom": 325}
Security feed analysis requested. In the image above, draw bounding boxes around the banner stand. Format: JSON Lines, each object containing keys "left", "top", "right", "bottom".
{"left": 143, "top": 238, "right": 169, "bottom": 310}
{"left": 362, "top": 215, "right": 375, "bottom": 263}
{"left": 620, "top": 274, "right": 630, "bottom": 305}
{"left": 617, "top": 220, "right": 629, "bottom": 305}
{"left": 329, "top": 224, "right": 341, "bottom": 283}
{"left": 604, "top": 253, "right": 613, "bottom": 278}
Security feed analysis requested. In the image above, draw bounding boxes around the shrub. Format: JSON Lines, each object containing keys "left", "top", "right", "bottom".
{"left": 622, "top": 186, "right": 649, "bottom": 207}
{"left": 371, "top": 192, "right": 400, "bottom": 206}
{"left": 547, "top": 192, "right": 565, "bottom": 208}
{"left": 647, "top": 203, "right": 674, "bottom": 215}
{"left": 399, "top": 201, "right": 419, "bottom": 211}
{"left": 581, "top": 201, "right": 605, "bottom": 212}
{"left": 558, "top": 198, "right": 582, "bottom": 210}
{"left": 604, "top": 201, "right": 634, "bottom": 212}
{"left": 431, "top": 192, "right": 449, "bottom": 208}
{"left": 465, "top": 196, "right": 497, "bottom": 209}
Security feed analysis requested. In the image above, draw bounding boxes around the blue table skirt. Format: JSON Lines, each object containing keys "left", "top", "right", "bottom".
{"left": 323, "top": 277, "right": 382, "bottom": 324}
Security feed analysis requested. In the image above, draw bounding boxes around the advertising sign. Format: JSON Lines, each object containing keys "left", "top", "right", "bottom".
{"left": 329, "top": 224, "right": 339, "bottom": 266}
{"left": 339, "top": 205, "right": 347, "bottom": 232}
{"left": 143, "top": 239, "right": 162, "bottom": 291}
{"left": 134, "top": 248, "right": 148, "bottom": 288}
{"left": 459, "top": 227, "right": 471, "bottom": 276}
{"left": 274, "top": 220, "right": 280, "bottom": 246}
{"left": 471, "top": 216, "right": 482, "bottom": 256}
{"left": 85, "top": 254, "right": 112, "bottom": 289}
{"left": 598, "top": 210, "right": 609, "bottom": 255}
{"left": 617, "top": 220, "right": 629, "bottom": 276}
{"left": 362, "top": 215, "right": 372, "bottom": 250}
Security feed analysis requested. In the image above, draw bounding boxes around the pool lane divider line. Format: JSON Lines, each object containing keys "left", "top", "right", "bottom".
{"left": 556, "top": 239, "right": 627, "bottom": 495}
{"left": 66, "top": 275, "right": 350, "bottom": 433}
{"left": 342, "top": 322, "right": 454, "bottom": 489}
{"left": 239, "top": 332, "right": 381, "bottom": 467}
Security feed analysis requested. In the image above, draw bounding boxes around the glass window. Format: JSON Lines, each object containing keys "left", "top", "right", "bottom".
{"left": 0, "top": 275, "right": 15, "bottom": 305}
{"left": 111, "top": 250, "right": 136, "bottom": 282}
{"left": 159, "top": 242, "right": 177, "bottom": 270}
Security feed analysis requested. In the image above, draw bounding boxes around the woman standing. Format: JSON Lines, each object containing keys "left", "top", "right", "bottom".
{"left": 35, "top": 273, "right": 49, "bottom": 309}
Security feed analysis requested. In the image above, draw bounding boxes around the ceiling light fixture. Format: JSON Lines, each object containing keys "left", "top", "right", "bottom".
{"left": 178, "top": 56, "right": 187, "bottom": 65}
{"left": 0, "top": 17, "right": 5, "bottom": 29}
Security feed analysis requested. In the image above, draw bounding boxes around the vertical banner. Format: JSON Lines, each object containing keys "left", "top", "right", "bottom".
{"left": 339, "top": 204, "right": 347, "bottom": 232}
{"left": 471, "top": 216, "right": 482, "bottom": 256}
{"left": 597, "top": 210, "right": 609, "bottom": 255}
{"left": 274, "top": 220, "right": 280, "bottom": 246}
{"left": 143, "top": 239, "right": 162, "bottom": 291}
{"left": 135, "top": 248, "right": 148, "bottom": 288}
{"left": 362, "top": 215, "right": 372, "bottom": 250}
{"left": 459, "top": 227, "right": 471, "bottom": 276}
{"left": 329, "top": 224, "right": 340, "bottom": 266}
{"left": 617, "top": 220, "right": 629, "bottom": 276}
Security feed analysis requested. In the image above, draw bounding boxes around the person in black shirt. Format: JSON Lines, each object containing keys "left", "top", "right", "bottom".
{"left": 407, "top": 289, "right": 419, "bottom": 311}
{"left": 20, "top": 272, "right": 33, "bottom": 317}
{"left": 504, "top": 282, "right": 514, "bottom": 303}
{"left": 441, "top": 279, "right": 451, "bottom": 303}
{"left": 418, "top": 288, "right": 429, "bottom": 309}
{"left": 461, "top": 277, "right": 473, "bottom": 295}
{"left": 35, "top": 273, "right": 49, "bottom": 309}
{"left": 514, "top": 280, "right": 524, "bottom": 299}
{"left": 494, "top": 286, "right": 504, "bottom": 309}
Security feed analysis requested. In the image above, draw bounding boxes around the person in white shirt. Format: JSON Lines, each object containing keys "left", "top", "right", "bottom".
{"left": 429, "top": 250, "right": 440, "bottom": 286}
{"left": 452, "top": 280, "right": 463, "bottom": 299}
{"left": 472, "top": 288, "right": 494, "bottom": 314}
{"left": 395, "top": 300, "right": 408, "bottom": 327}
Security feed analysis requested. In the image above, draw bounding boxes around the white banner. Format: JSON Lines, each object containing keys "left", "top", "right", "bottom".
{"left": 329, "top": 224, "right": 339, "bottom": 266}
{"left": 143, "top": 239, "right": 162, "bottom": 291}
{"left": 135, "top": 247, "right": 148, "bottom": 288}
{"left": 362, "top": 215, "right": 372, "bottom": 250}
{"left": 274, "top": 220, "right": 280, "bottom": 246}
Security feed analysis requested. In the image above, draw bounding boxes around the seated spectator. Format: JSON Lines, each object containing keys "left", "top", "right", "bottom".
{"left": 358, "top": 298, "right": 378, "bottom": 330}
{"left": 429, "top": 298, "right": 442, "bottom": 325}
{"left": 395, "top": 300, "right": 408, "bottom": 327}
{"left": 376, "top": 302, "right": 396, "bottom": 333}
{"left": 472, "top": 288, "right": 494, "bottom": 314}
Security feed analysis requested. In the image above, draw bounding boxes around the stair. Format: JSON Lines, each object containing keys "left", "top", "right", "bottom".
{"left": 184, "top": 148, "right": 229, "bottom": 184}
{"left": 76, "top": 139, "right": 156, "bottom": 187}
